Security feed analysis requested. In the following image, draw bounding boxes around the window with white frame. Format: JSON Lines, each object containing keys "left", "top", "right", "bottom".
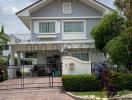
{"left": 39, "top": 22, "right": 55, "bottom": 33}
{"left": 63, "top": 3, "right": 72, "bottom": 14}
{"left": 64, "top": 21, "right": 84, "bottom": 33}
{"left": 72, "top": 52, "right": 89, "bottom": 61}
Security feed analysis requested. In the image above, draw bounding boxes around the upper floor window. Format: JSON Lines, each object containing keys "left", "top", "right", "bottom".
{"left": 64, "top": 21, "right": 84, "bottom": 33}
{"left": 63, "top": 3, "right": 72, "bottom": 14}
{"left": 39, "top": 22, "right": 55, "bottom": 33}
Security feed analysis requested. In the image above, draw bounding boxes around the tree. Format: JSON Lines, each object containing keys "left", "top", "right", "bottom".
{"left": 91, "top": 11, "right": 125, "bottom": 53}
{"left": 106, "top": 34, "right": 130, "bottom": 65}
{"left": 0, "top": 26, "right": 8, "bottom": 81}
{"left": 91, "top": 1, "right": 132, "bottom": 66}
{"left": 1, "top": 26, "right": 4, "bottom": 33}
{"left": 115, "top": 0, "right": 132, "bottom": 26}
{"left": 105, "top": 0, "right": 132, "bottom": 66}
{"left": 0, "top": 26, "right": 9, "bottom": 51}
{"left": 106, "top": 27, "right": 132, "bottom": 65}
{"left": 0, "top": 26, "right": 8, "bottom": 45}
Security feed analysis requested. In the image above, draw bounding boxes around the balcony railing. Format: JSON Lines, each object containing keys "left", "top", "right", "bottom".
{"left": 10, "top": 33, "right": 93, "bottom": 44}
{"left": 10, "top": 34, "right": 32, "bottom": 43}
{"left": 10, "top": 33, "right": 59, "bottom": 44}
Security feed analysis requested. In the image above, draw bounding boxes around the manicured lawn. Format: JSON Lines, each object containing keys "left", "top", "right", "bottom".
{"left": 72, "top": 91, "right": 107, "bottom": 98}
{"left": 72, "top": 90, "right": 132, "bottom": 97}
{"left": 118, "top": 90, "right": 132, "bottom": 96}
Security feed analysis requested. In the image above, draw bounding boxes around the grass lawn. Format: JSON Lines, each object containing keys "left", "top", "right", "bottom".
{"left": 72, "top": 91, "right": 107, "bottom": 98}
{"left": 118, "top": 90, "right": 132, "bottom": 96}
{"left": 72, "top": 90, "right": 132, "bottom": 97}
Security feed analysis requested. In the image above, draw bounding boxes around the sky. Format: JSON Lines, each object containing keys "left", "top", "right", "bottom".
{"left": 0, "top": 0, "right": 114, "bottom": 35}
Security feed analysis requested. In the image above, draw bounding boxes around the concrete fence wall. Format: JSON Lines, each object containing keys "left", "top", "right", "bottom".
{"left": 62, "top": 56, "right": 91, "bottom": 75}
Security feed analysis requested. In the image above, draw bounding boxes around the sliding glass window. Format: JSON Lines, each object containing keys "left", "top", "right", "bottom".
{"left": 39, "top": 22, "right": 55, "bottom": 33}
{"left": 64, "top": 22, "right": 84, "bottom": 33}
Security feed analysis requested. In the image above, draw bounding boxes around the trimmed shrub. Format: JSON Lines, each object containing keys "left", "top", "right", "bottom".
{"left": 112, "top": 73, "right": 132, "bottom": 91}
{"left": 62, "top": 74, "right": 101, "bottom": 92}
{"left": 62, "top": 73, "right": 132, "bottom": 92}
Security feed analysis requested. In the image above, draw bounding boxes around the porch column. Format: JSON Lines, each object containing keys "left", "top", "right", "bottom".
{"left": 17, "top": 52, "right": 21, "bottom": 66}
{"left": 9, "top": 46, "right": 15, "bottom": 79}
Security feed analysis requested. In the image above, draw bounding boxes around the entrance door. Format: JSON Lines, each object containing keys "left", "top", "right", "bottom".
{"left": 47, "top": 56, "right": 62, "bottom": 76}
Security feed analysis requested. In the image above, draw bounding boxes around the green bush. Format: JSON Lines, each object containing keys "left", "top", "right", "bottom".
{"left": 112, "top": 73, "right": 132, "bottom": 91}
{"left": 0, "top": 57, "right": 7, "bottom": 65}
{"left": 62, "top": 74, "right": 132, "bottom": 92}
{"left": 91, "top": 11, "right": 125, "bottom": 52}
{"left": 0, "top": 57, "right": 8, "bottom": 81}
{"left": 62, "top": 74, "right": 101, "bottom": 92}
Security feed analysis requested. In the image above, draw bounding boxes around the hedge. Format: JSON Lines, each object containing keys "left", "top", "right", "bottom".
{"left": 62, "top": 74, "right": 101, "bottom": 92}
{"left": 112, "top": 73, "right": 132, "bottom": 91}
{"left": 0, "top": 58, "right": 8, "bottom": 81}
{"left": 62, "top": 74, "right": 132, "bottom": 92}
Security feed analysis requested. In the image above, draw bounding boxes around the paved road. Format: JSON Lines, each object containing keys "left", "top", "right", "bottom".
{"left": 0, "top": 88, "right": 74, "bottom": 100}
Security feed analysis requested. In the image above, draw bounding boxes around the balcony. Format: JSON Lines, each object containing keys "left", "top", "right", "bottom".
{"left": 10, "top": 33, "right": 61, "bottom": 44}
{"left": 10, "top": 34, "right": 32, "bottom": 44}
{"left": 9, "top": 33, "right": 94, "bottom": 45}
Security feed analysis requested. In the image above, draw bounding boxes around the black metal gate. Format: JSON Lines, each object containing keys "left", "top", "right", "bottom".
{"left": 0, "top": 63, "right": 62, "bottom": 90}
{"left": 0, "top": 43, "right": 74, "bottom": 90}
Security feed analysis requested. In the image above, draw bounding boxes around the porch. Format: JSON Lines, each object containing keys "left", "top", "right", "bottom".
{"left": 1, "top": 33, "right": 104, "bottom": 90}
{"left": 9, "top": 34, "right": 95, "bottom": 75}
{"left": 9, "top": 34, "right": 107, "bottom": 78}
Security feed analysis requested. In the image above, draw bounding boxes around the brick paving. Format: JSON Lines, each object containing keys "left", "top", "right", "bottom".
{"left": 0, "top": 88, "right": 74, "bottom": 100}
{"left": 0, "top": 77, "right": 62, "bottom": 90}
{"left": 0, "top": 77, "right": 74, "bottom": 100}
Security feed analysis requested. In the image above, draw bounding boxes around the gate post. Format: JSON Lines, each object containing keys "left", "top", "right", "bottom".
{"left": 51, "top": 64, "right": 53, "bottom": 88}
{"left": 17, "top": 52, "right": 21, "bottom": 66}
{"left": 9, "top": 46, "right": 15, "bottom": 79}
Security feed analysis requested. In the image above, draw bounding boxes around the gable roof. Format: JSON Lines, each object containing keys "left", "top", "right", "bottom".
{"left": 93, "top": 0, "right": 113, "bottom": 10}
{"left": 16, "top": 0, "right": 42, "bottom": 15}
{"left": 16, "top": 0, "right": 112, "bottom": 15}
{"left": 16, "top": 0, "right": 112, "bottom": 29}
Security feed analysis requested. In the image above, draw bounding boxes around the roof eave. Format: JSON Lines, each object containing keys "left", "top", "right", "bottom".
{"left": 16, "top": 0, "right": 42, "bottom": 15}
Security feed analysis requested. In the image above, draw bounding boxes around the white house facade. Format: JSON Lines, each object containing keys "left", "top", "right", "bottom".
{"left": 9, "top": 0, "right": 112, "bottom": 76}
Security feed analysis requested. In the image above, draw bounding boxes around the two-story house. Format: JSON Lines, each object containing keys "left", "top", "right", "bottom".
{"left": 9, "top": 0, "right": 112, "bottom": 76}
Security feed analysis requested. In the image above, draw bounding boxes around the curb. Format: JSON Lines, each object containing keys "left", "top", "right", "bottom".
{"left": 110, "top": 96, "right": 132, "bottom": 100}
{"left": 65, "top": 92, "right": 108, "bottom": 100}
{"left": 65, "top": 92, "right": 132, "bottom": 100}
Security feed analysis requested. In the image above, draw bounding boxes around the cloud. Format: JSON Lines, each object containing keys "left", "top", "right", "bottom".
{"left": 11, "top": 7, "right": 19, "bottom": 13}
{"left": 0, "top": 0, "right": 114, "bottom": 35}
{"left": 0, "top": 0, "right": 37, "bottom": 15}
{"left": 1, "top": 6, "right": 19, "bottom": 15}
{"left": 0, "top": 0, "right": 35, "bottom": 34}
{"left": 0, "top": 16, "right": 30, "bottom": 34}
